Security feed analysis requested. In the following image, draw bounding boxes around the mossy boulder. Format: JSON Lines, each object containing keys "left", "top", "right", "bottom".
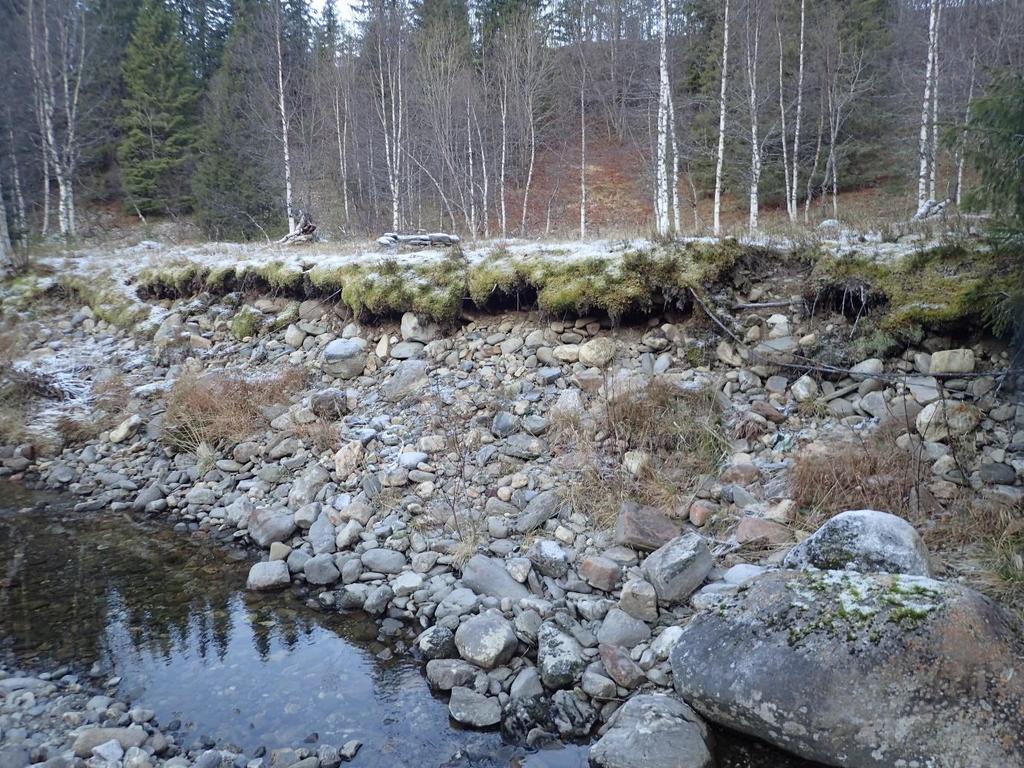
{"left": 230, "top": 306, "right": 262, "bottom": 340}
{"left": 671, "top": 569, "right": 1024, "bottom": 767}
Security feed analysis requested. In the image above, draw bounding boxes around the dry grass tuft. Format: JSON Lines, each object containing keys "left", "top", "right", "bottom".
{"left": 558, "top": 376, "right": 729, "bottom": 527}
{"left": 293, "top": 419, "right": 340, "bottom": 454}
{"left": 789, "top": 425, "right": 929, "bottom": 530}
{"left": 924, "top": 500, "right": 1024, "bottom": 616}
{"left": 163, "top": 366, "right": 306, "bottom": 452}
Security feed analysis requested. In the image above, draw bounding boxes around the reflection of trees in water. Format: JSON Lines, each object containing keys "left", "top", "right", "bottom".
{"left": 0, "top": 513, "right": 321, "bottom": 670}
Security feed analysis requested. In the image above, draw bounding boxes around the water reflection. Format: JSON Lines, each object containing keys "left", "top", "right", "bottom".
{"left": 0, "top": 489, "right": 585, "bottom": 766}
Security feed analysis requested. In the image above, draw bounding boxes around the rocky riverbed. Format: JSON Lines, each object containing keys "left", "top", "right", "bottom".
{"left": 1, "top": 242, "right": 1022, "bottom": 768}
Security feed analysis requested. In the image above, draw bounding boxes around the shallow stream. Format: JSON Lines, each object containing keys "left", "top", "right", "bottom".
{"left": 0, "top": 483, "right": 820, "bottom": 767}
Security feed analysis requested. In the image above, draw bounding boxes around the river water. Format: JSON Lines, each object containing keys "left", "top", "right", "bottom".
{"left": 0, "top": 484, "right": 820, "bottom": 767}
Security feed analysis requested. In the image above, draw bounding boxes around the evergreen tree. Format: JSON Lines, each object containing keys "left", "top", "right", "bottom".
{"left": 173, "top": 0, "right": 235, "bottom": 82}
{"left": 118, "top": 0, "right": 201, "bottom": 215}
{"left": 192, "top": 1, "right": 284, "bottom": 239}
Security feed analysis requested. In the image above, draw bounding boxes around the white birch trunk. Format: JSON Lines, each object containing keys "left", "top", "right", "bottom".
{"left": 955, "top": 54, "right": 976, "bottom": 208}
{"left": 917, "top": 0, "right": 938, "bottom": 208}
{"left": 499, "top": 80, "right": 508, "bottom": 238}
{"left": 473, "top": 105, "right": 490, "bottom": 239}
{"left": 928, "top": 0, "right": 942, "bottom": 202}
{"left": 467, "top": 97, "right": 476, "bottom": 237}
{"left": 654, "top": 0, "right": 670, "bottom": 236}
{"left": 745, "top": 1, "right": 760, "bottom": 231}
{"left": 777, "top": 20, "right": 790, "bottom": 223}
{"left": 274, "top": 1, "right": 295, "bottom": 233}
{"left": 712, "top": 0, "right": 730, "bottom": 237}
{"left": 339, "top": 83, "right": 352, "bottom": 230}
{"left": 8, "top": 125, "right": 28, "bottom": 248}
{"left": 579, "top": 76, "right": 586, "bottom": 240}
{"left": 669, "top": 87, "right": 680, "bottom": 235}
{"left": 804, "top": 89, "right": 824, "bottom": 222}
{"left": 789, "top": 0, "right": 805, "bottom": 221}
{"left": 520, "top": 109, "right": 536, "bottom": 236}
{"left": 0, "top": 170, "right": 11, "bottom": 267}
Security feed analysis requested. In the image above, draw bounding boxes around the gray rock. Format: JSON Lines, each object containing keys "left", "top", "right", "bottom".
{"left": 783, "top": 509, "right": 933, "bottom": 576}
{"left": 360, "top": 548, "right": 407, "bottom": 574}
{"left": 589, "top": 694, "right": 712, "bottom": 768}
{"left": 502, "top": 433, "right": 546, "bottom": 460}
{"left": 448, "top": 686, "right": 501, "bottom": 728}
{"left": 454, "top": 612, "right": 518, "bottom": 669}
{"left": 248, "top": 507, "right": 297, "bottom": 547}
{"left": 417, "top": 625, "right": 456, "bottom": 660}
{"left": 390, "top": 340, "right": 424, "bottom": 359}
{"left": 514, "top": 490, "right": 564, "bottom": 534}
{"left": 383, "top": 360, "right": 429, "bottom": 402}
{"left": 614, "top": 501, "right": 680, "bottom": 551}
{"left": 425, "top": 659, "right": 477, "bottom": 691}
{"left": 537, "top": 622, "right": 585, "bottom": 689}
{"left": 640, "top": 533, "right": 713, "bottom": 605}
{"left": 323, "top": 338, "right": 368, "bottom": 379}
{"left": 303, "top": 553, "right": 340, "bottom": 585}
{"left": 132, "top": 484, "right": 163, "bottom": 512}
{"left": 401, "top": 312, "right": 439, "bottom": 343}
{"left": 461, "top": 554, "right": 530, "bottom": 600}
{"left": 596, "top": 608, "right": 650, "bottom": 648}
{"left": 671, "top": 569, "right": 1024, "bottom": 767}
{"left": 308, "top": 513, "right": 337, "bottom": 555}
{"left": 435, "top": 587, "right": 480, "bottom": 619}
{"left": 72, "top": 728, "right": 147, "bottom": 758}
{"left": 550, "top": 689, "right": 596, "bottom": 738}
{"left": 311, "top": 388, "right": 348, "bottom": 419}
{"left": 619, "top": 579, "right": 658, "bottom": 621}
{"left": 510, "top": 667, "right": 544, "bottom": 701}
{"left": 491, "top": 411, "right": 519, "bottom": 438}
{"left": 527, "top": 539, "right": 569, "bottom": 578}
{"left": 288, "top": 464, "right": 330, "bottom": 509}
{"left": 246, "top": 560, "right": 291, "bottom": 590}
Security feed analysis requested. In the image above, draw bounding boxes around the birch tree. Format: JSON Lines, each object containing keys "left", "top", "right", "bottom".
{"left": 272, "top": 0, "right": 296, "bottom": 233}
{"left": 0, "top": 172, "right": 11, "bottom": 267}
{"left": 743, "top": 0, "right": 762, "bottom": 231}
{"left": 712, "top": 0, "right": 730, "bottom": 237}
{"left": 917, "top": 0, "right": 939, "bottom": 209}
{"left": 27, "top": 0, "right": 86, "bottom": 241}
{"left": 928, "top": 0, "right": 942, "bottom": 202}
{"left": 654, "top": 0, "right": 670, "bottom": 236}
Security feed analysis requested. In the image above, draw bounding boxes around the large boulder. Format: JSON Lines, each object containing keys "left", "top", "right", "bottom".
{"left": 640, "top": 533, "right": 713, "bottom": 605}
{"left": 537, "top": 622, "right": 585, "bottom": 689}
{"left": 454, "top": 612, "right": 518, "bottom": 669}
{"left": 784, "top": 509, "right": 932, "bottom": 576}
{"left": 246, "top": 560, "right": 291, "bottom": 591}
{"left": 671, "top": 569, "right": 1024, "bottom": 767}
{"left": 588, "top": 694, "right": 713, "bottom": 768}
{"left": 248, "top": 507, "right": 297, "bottom": 547}
{"left": 323, "top": 338, "right": 368, "bottom": 379}
{"left": 916, "top": 400, "right": 981, "bottom": 442}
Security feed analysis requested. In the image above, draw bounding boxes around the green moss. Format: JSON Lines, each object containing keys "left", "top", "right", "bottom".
{"left": 230, "top": 305, "right": 262, "bottom": 340}
{"left": 204, "top": 265, "right": 235, "bottom": 293}
{"left": 270, "top": 301, "right": 299, "bottom": 331}
{"left": 138, "top": 263, "right": 209, "bottom": 296}
{"left": 59, "top": 274, "right": 148, "bottom": 330}
{"left": 813, "top": 242, "right": 1023, "bottom": 340}
{"left": 253, "top": 260, "right": 304, "bottom": 292}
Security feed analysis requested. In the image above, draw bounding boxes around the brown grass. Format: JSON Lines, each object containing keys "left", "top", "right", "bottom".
{"left": 162, "top": 366, "right": 306, "bottom": 452}
{"left": 293, "top": 418, "right": 340, "bottom": 454}
{"left": 557, "top": 376, "right": 729, "bottom": 527}
{"left": 789, "top": 424, "right": 929, "bottom": 531}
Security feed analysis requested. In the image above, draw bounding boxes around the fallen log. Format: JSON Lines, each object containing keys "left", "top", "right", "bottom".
{"left": 278, "top": 212, "right": 317, "bottom": 245}
{"left": 377, "top": 232, "right": 461, "bottom": 249}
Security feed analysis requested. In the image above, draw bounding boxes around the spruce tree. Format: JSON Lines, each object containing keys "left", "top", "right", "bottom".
{"left": 118, "top": 0, "right": 200, "bottom": 215}
{"left": 192, "top": 0, "right": 284, "bottom": 240}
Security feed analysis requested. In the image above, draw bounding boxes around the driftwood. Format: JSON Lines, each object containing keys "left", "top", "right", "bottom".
{"left": 278, "top": 212, "right": 317, "bottom": 245}
{"left": 376, "top": 232, "right": 461, "bottom": 249}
